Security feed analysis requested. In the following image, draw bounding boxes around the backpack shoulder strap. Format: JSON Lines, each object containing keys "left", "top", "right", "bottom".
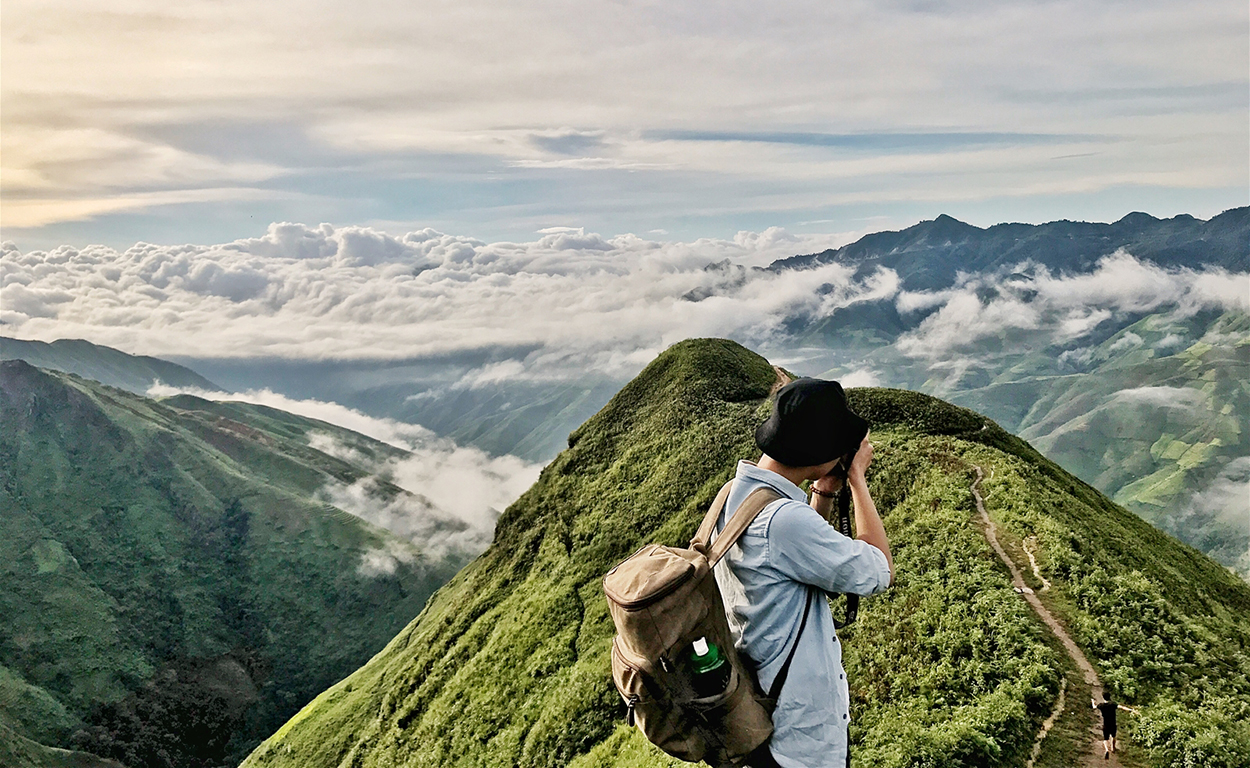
{"left": 690, "top": 480, "right": 733, "bottom": 554}
{"left": 767, "top": 586, "right": 813, "bottom": 700}
{"left": 706, "top": 486, "right": 784, "bottom": 567}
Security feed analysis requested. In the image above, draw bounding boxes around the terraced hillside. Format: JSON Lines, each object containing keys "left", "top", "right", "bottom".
{"left": 243, "top": 339, "right": 1250, "bottom": 768}
{"left": 0, "top": 361, "right": 474, "bottom": 768}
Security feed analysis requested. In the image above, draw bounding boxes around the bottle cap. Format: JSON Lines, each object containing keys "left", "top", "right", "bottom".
{"left": 693, "top": 637, "right": 709, "bottom": 656}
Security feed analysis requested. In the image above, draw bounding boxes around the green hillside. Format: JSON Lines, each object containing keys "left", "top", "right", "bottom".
{"left": 949, "top": 310, "right": 1249, "bottom": 577}
{"left": 0, "top": 337, "right": 221, "bottom": 394}
{"left": 0, "top": 361, "right": 473, "bottom": 768}
{"left": 242, "top": 339, "right": 1250, "bottom": 768}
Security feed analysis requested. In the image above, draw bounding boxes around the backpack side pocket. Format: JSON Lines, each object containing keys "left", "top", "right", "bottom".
{"left": 611, "top": 638, "right": 707, "bottom": 763}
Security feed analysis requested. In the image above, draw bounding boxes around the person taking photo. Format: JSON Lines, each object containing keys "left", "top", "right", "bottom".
{"left": 710, "top": 377, "right": 894, "bottom": 768}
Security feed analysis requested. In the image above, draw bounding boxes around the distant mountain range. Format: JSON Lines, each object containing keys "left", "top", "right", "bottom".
{"left": 0, "top": 361, "right": 474, "bottom": 768}
{"left": 773, "top": 206, "right": 1249, "bottom": 290}
{"left": 240, "top": 339, "right": 1250, "bottom": 768}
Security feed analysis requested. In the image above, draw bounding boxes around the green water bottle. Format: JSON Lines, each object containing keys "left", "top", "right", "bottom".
{"left": 690, "top": 637, "right": 731, "bottom": 698}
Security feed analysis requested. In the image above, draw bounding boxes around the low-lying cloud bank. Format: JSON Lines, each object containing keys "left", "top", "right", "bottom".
{"left": 148, "top": 383, "right": 541, "bottom": 571}
{"left": 1, "top": 224, "right": 858, "bottom": 375}
{"left": 893, "top": 251, "right": 1248, "bottom": 375}
{"left": 5, "top": 224, "right": 1246, "bottom": 387}
{"left": 1170, "top": 457, "right": 1250, "bottom": 578}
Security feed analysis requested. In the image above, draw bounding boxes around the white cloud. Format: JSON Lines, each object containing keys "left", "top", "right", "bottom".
{"left": 1057, "top": 347, "right": 1096, "bottom": 372}
{"left": 145, "top": 383, "right": 543, "bottom": 564}
{"left": 1108, "top": 331, "right": 1144, "bottom": 352}
{"left": 1057, "top": 308, "right": 1113, "bottom": 341}
{"left": 1154, "top": 333, "right": 1187, "bottom": 351}
{"left": 4, "top": 224, "right": 888, "bottom": 377}
{"left": 147, "top": 383, "right": 438, "bottom": 445}
{"left": 1112, "top": 385, "right": 1206, "bottom": 410}
{"left": 356, "top": 539, "right": 422, "bottom": 578}
{"left": 1189, "top": 457, "right": 1250, "bottom": 528}
{"left": 317, "top": 476, "right": 490, "bottom": 562}
{"left": 895, "top": 253, "right": 1249, "bottom": 366}
{"left": 1175, "top": 457, "right": 1250, "bottom": 577}
{"left": 838, "top": 369, "right": 882, "bottom": 388}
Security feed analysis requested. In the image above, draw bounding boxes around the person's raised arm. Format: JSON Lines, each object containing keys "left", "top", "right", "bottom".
{"left": 811, "top": 436, "right": 893, "bottom": 584}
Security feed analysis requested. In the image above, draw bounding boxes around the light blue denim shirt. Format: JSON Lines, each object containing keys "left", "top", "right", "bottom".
{"left": 711, "top": 460, "right": 891, "bottom": 768}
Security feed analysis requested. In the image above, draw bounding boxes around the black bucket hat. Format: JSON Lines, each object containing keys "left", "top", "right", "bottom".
{"left": 754, "top": 378, "right": 870, "bottom": 467}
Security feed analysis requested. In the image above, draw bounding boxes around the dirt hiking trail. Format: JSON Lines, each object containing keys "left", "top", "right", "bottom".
{"left": 971, "top": 466, "right": 1126, "bottom": 767}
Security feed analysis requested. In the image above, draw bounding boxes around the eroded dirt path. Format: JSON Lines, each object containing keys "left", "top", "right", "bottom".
{"left": 771, "top": 366, "right": 793, "bottom": 393}
{"left": 1023, "top": 538, "right": 1052, "bottom": 592}
{"left": 971, "top": 466, "right": 1121, "bottom": 766}
{"left": 1026, "top": 678, "right": 1066, "bottom": 768}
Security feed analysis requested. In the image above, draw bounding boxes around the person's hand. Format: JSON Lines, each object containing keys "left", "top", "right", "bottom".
{"left": 847, "top": 434, "right": 873, "bottom": 485}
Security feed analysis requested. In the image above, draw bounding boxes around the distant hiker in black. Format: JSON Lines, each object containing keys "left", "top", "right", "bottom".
{"left": 1093, "top": 697, "right": 1118, "bottom": 758}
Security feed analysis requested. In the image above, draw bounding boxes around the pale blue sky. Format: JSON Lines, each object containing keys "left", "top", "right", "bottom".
{"left": 3, "top": 0, "right": 1247, "bottom": 251}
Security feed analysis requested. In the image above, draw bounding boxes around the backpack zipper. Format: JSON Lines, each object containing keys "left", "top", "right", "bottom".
{"left": 605, "top": 561, "right": 696, "bottom": 609}
{"left": 625, "top": 695, "right": 639, "bottom": 726}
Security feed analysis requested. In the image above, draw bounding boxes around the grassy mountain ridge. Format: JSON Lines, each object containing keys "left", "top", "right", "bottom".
{"left": 243, "top": 339, "right": 1250, "bottom": 768}
{"left": 0, "top": 361, "right": 472, "bottom": 768}
{"left": 0, "top": 336, "right": 220, "bottom": 395}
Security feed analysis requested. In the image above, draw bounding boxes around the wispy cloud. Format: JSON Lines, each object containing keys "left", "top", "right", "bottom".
{"left": 2, "top": 0, "right": 1244, "bottom": 238}
{"left": 1112, "top": 386, "right": 1207, "bottom": 410}
{"left": 145, "top": 382, "right": 543, "bottom": 567}
{"left": 1170, "top": 457, "right": 1250, "bottom": 578}
{"left": 894, "top": 252, "right": 1249, "bottom": 376}
{"left": 641, "top": 130, "right": 1105, "bottom": 151}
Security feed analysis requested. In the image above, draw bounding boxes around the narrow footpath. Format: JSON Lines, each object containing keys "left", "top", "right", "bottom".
{"left": 970, "top": 466, "right": 1120, "bottom": 767}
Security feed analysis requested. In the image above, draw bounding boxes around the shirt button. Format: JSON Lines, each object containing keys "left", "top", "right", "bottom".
{"left": 840, "top": 674, "right": 844, "bottom": 679}
{"left": 843, "top": 714, "right": 848, "bottom": 720}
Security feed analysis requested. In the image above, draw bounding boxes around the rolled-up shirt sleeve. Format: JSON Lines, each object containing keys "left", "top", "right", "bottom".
{"left": 767, "top": 501, "right": 891, "bottom": 596}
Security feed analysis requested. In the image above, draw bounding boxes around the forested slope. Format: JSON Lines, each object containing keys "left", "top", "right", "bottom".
{"left": 242, "top": 339, "right": 1250, "bottom": 768}
{"left": 0, "top": 361, "right": 472, "bottom": 768}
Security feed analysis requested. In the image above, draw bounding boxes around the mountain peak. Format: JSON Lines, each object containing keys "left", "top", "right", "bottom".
{"left": 628, "top": 338, "right": 775, "bottom": 401}
{"left": 918, "top": 213, "right": 980, "bottom": 239}
{"left": 1114, "top": 211, "right": 1159, "bottom": 226}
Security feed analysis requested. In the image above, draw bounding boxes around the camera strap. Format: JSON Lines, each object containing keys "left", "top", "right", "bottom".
{"left": 833, "top": 485, "right": 859, "bottom": 628}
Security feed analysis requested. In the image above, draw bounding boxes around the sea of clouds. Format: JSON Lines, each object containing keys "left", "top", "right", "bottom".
{"left": 3, "top": 223, "right": 1245, "bottom": 386}
{"left": 890, "top": 252, "right": 1247, "bottom": 389}
{"left": 2, "top": 224, "right": 863, "bottom": 375}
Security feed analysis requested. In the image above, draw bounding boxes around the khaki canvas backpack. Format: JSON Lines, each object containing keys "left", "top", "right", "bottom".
{"left": 602, "top": 481, "right": 813, "bottom": 767}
